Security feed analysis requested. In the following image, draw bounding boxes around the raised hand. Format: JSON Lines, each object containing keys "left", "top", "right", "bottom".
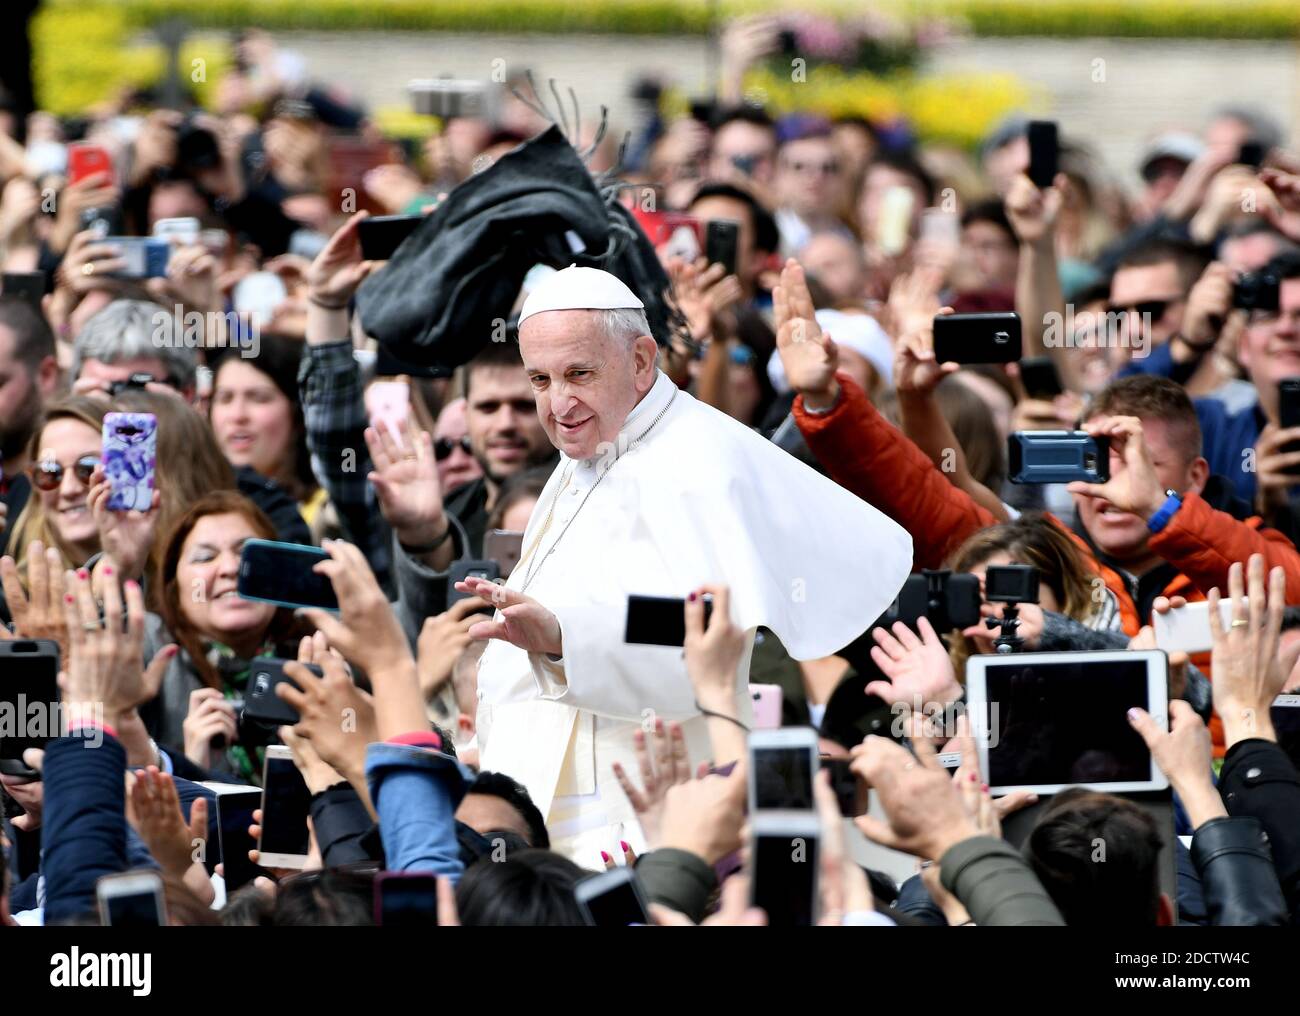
{"left": 364, "top": 415, "right": 448, "bottom": 549}
{"left": 417, "top": 597, "right": 490, "bottom": 702}
{"left": 1128, "top": 699, "right": 1223, "bottom": 828}
{"left": 305, "top": 210, "right": 375, "bottom": 308}
{"left": 1066, "top": 414, "right": 1166, "bottom": 520}
{"left": 611, "top": 718, "right": 697, "bottom": 850}
{"left": 127, "top": 766, "right": 209, "bottom": 882}
{"left": 1005, "top": 172, "right": 1066, "bottom": 248}
{"left": 774, "top": 258, "right": 839, "bottom": 410}
{"left": 87, "top": 465, "right": 161, "bottom": 582}
{"left": 182, "top": 687, "right": 238, "bottom": 769}
{"left": 457, "top": 575, "right": 562, "bottom": 658}
{"left": 1, "top": 542, "right": 72, "bottom": 660}
{"left": 866, "top": 616, "right": 963, "bottom": 710}
{"left": 279, "top": 650, "right": 378, "bottom": 799}
{"left": 1208, "top": 554, "right": 1300, "bottom": 748}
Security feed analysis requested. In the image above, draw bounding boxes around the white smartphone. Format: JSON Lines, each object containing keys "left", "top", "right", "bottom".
{"left": 748, "top": 726, "right": 819, "bottom": 812}
{"left": 365, "top": 378, "right": 411, "bottom": 447}
{"left": 232, "top": 271, "right": 288, "bottom": 328}
{"left": 876, "top": 185, "right": 915, "bottom": 255}
{"left": 573, "top": 867, "right": 651, "bottom": 927}
{"left": 258, "top": 745, "right": 312, "bottom": 870}
{"left": 1152, "top": 598, "right": 1249, "bottom": 654}
{"left": 152, "top": 216, "right": 200, "bottom": 246}
{"left": 96, "top": 869, "right": 166, "bottom": 926}
{"left": 965, "top": 649, "right": 1169, "bottom": 796}
{"left": 749, "top": 812, "right": 820, "bottom": 926}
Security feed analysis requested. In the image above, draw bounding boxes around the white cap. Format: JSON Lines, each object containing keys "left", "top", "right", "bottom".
{"left": 517, "top": 264, "right": 644, "bottom": 326}
{"left": 767, "top": 309, "right": 894, "bottom": 393}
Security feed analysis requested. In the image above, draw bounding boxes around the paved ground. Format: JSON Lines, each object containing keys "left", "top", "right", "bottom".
{"left": 251, "top": 30, "right": 1297, "bottom": 193}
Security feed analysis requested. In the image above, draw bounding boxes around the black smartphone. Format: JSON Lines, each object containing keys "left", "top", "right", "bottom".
{"left": 258, "top": 747, "right": 312, "bottom": 869}
{"left": 2, "top": 271, "right": 45, "bottom": 309}
{"left": 1027, "top": 120, "right": 1059, "bottom": 190}
{"left": 374, "top": 871, "right": 439, "bottom": 926}
{"left": 215, "top": 789, "right": 264, "bottom": 892}
{"left": 933, "top": 312, "right": 1022, "bottom": 364}
{"left": 237, "top": 539, "right": 338, "bottom": 611}
{"left": 820, "top": 757, "right": 864, "bottom": 818}
{"left": 1018, "top": 355, "right": 1064, "bottom": 400}
{"left": 750, "top": 813, "right": 820, "bottom": 926}
{"left": 1278, "top": 379, "right": 1300, "bottom": 476}
{"left": 244, "top": 658, "right": 321, "bottom": 726}
{"left": 887, "top": 570, "right": 983, "bottom": 632}
{"left": 624, "top": 593, "right": 712, "bottom": 647}
{"left": 0, "top": 640, "right": 60, "bottom": 760}
{"left": 447, "top": 559, "right": 502, "bottom": 611}
{"left": 574, "top": 868, "right": 651, "bottom": 926}
{"left": 1237, "top": 140, "right": 1266, "bottom": 169}
{"left": 357, "top": 214, "right": 424, "bottom": 261}
{"left": 1008, "top": 430, "right": 1110, "bottom": 484}
{"left": 705, "top": 219, "right": 740, "bottom": 277}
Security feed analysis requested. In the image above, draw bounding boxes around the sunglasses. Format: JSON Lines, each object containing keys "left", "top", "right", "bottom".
{"left": 30, "top": 455, "right": 100, "bottom": 491}
{"left": 1106, "top": 298, "right": 1179, "bottom": 320}
{"left": 434, "top": 436, "right": 473, "bottom": 462}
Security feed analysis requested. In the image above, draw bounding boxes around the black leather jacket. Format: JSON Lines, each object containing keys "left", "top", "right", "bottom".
{"left": 1190, "top": 815, "right": 1288, "bottom": 925}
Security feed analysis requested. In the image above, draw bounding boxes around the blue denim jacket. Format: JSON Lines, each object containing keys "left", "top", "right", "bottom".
{"left": 364, "top": 741, "right": 474, "bottom": 881}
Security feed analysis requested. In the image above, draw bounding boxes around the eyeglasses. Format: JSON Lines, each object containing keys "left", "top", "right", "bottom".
{"left": 786, "top": 159, "right": 840, "bottom": 177}
{"left": 30, "top": 455, "right": 100, "bottom": 491}
{"left": 1105, "top": 298, "right": 1180, "bottom": 320}
{"left": 1248, "top": 308, "right": 1300, "bottom": 328}
{"left": 434, "top": 436, "right": 473, "bottom": 462}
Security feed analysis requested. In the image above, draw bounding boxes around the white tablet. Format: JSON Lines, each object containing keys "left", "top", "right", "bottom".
{"left": 964, "top": 649, "right": 1169, "bottom": 796}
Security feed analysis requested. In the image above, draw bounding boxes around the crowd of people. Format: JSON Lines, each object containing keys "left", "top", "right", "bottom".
{"left": 3, "top": 20, "right": 1300, "bottom": 929}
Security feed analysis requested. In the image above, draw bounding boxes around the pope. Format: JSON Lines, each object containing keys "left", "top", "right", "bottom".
{"left": 454, "top": 259, "right": 913, "bottom": 864}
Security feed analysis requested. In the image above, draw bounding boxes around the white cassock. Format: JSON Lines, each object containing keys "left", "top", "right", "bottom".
{"left": 475, "top": 367, "right": 914, "bottom": 865}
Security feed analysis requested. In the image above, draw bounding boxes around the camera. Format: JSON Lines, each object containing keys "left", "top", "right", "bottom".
{"left": 984, "top": 564, "right": 1039, "bottom": 605}
{"left": 107, "top": 373, "right": 159, "bottom": 397}
{"left": 1234, "top": 270, "right": 1281, "bottom": 312}
{"left": 881, "top": 569, "right": 982, "bottom": 633}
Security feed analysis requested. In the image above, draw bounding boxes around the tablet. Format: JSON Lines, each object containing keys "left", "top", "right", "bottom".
{"left": 964, "top": 650, "right": 1169, "bottom": 796}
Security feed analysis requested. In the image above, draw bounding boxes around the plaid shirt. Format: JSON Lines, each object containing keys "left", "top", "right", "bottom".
{"left": 298, "top": 340, "right": 393, "bottom": 591}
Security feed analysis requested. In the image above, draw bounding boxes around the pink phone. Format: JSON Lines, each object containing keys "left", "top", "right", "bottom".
{"left": 749, "top": 684, "right": 783, "bottom": 730}
{"left": 366, "top": 379, "right": 411, "bottom": 445}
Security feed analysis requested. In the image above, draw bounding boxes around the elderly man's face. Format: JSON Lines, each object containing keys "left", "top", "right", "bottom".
{"left": 519, "top": 310, "right": 658, "bottom": 461}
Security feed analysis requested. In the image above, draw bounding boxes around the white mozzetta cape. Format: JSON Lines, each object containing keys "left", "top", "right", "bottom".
{"left": 476, "top": 369, "right": 913, "bottom": 821}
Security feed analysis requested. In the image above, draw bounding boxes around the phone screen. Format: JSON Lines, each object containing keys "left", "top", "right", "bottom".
{"left": 0, "top": 642, "right": 60, "bottom": 759}
{"left": 752, "top": 745, "right": 815, "bottom": 810}
{"left": 752, "top": 831, "right": 818, "bottom": 926}
{"left": 238, "top": 541, "right": 338, "bottom": 610}
{"left": 104, "top": 889, "right": 163, "bottom": 927}
{"left": 581, "top": 876, "right": 649, "bottom": 926}
{"left": 260, "top": 755, "right": 312, "bottom": 858}
{"left": 378, "top": 874, "right": 440, "bottom": 926}
{"left": 217, "top": 790, "right": 264, "bottom": 891}
{"left": 624, "top": 594, "right": 712, "bottom": 647}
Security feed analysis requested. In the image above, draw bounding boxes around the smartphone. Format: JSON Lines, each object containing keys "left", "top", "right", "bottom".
{"left": 2, "top": 271, "right": 46, "bottom": 309}
{"left": 918, "top": 208, "right": 960, "bottom": 249}
{"left": 1008, "top": 430, "right": 1109, "bottom": 484}
{"left": 624, "top": 593, "right": 712, "bottom": 648}
{"left": 750, "top": 812, "right": 820, "bottom": 926}
{"left": 258, "top": 746, "right": 312, "bottom": 869}
{"left": 1278, "top": 379, "right": 1300, "bottom": 476}
{"left": 215, "top": 788, "right": 264, "bottom": 892}
{"left": 749, "top": 683, "right": 784, "bottom": 730}
{"left": 1237, "top": 140, "right": 1267, "bottom": 169}
{"left": 96, "top": 870, "right": 166, "bottom": 927}
{"left": 821, "top": 757, "right": 865, "bottom": 818}
{"left": 749, "top": 726, "right": 819, "bottom": 811}
{"left": 365, "top": 379, "right": 411, "bottom": 446}
{"left": 244, "top": 658, "right": 320, "bottom": 726}
{"left": 67, "top": 141, "right": 114, "bottom": 186}
{"left": 102, "top": 237, "right": 170, "bottom": 280}
{"left": 152, "top": 216, "right": 201, "bottom": 246}
{"left": 447, "top": 559, "right": 502, "bottom": 611}
{"left": 482, "top": 529, "right": 524, "bottom": 579}
{"left": 102, "top": 412, "right": 157, "bottom": 512}
{"left": 1027, "top": 120, "right": 1059, "bottom": 190}
{"left": 1018, "top": 355, "right": 1064, "bottom": 400}
{"left": 705, "top": 219, "right": 740, "bottom": 277}
{"left": 877, "top": 186, "right": 915, "bottom": 255}
{"left": 237, "top": 539, "right": 339, "bottom": 611}
{"left": 232, "top": 271, "right": 288, "bottom": 328}
{"left": 933, "top": 312, "right": 1022, "bottom": 364}
{"left": 574, "top": 867, "right": 651, "bottom": 926}
{"left": 357, "top": 214, "right": 424, "bottom": 261}
{"left": 374, "top": 871, "right": 440, "bottom": 926}
{"left": 1152, "top": 598, "right": 1249, "bottom": 654}
{"left": 1271, "top": 694, "right": 1300, "bottom": 770}
{"left": 0, "top": 640, "right": 60, "bottom": 760}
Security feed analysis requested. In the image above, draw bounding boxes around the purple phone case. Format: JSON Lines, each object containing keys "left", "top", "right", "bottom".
{"left": 102, "top": 412, "right": 157, "bottom": 511}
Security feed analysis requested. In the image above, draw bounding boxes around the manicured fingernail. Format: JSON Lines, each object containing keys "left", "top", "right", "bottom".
{"left": 981, "top": 784, "right": 989, "bottom": 793}
{"left": 76, "top": 569, "right": 87, "bottom": 580}
{"left": 688, "top": 591, "right": 697, "bottom": 602}
{"left": 620, "top": 841, "right": 630, "bottom": 853}
{"left": 125, "top": 580, "right": 139, "bottom": 591}
{"left": 969, "top": 772, "right": 977, "bottom": 782}
{"left": 102, "top": 565, "right": 112, "bottom": 576}
{"left": 167, "top": 645, "right": 179, "bottom": 657}
{"left": 1127, "top": 707, "right": 1140, "bottom": 722}
{"left": 65, "top": 594, "right": 74, "bottom": 603}
{"left": 600, "top": 851, "right": 611, "bottom": 863}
